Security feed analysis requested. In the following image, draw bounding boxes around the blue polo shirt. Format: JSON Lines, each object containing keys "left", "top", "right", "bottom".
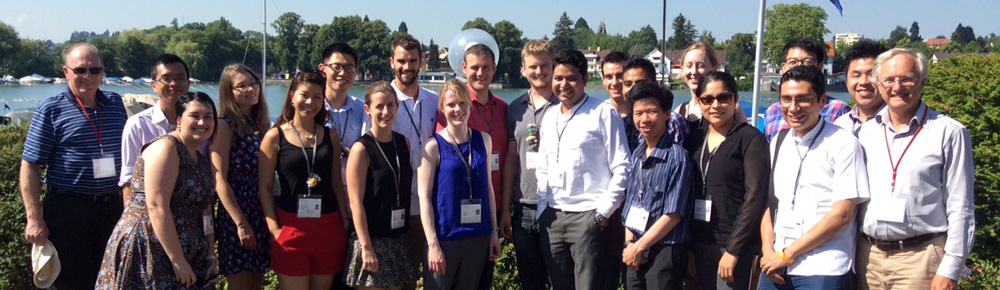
{"left": 622, "top": 132, "right": 695, "bottom": 245}
{"left": 22, "top": 88, "right": 128, "bottom": 193}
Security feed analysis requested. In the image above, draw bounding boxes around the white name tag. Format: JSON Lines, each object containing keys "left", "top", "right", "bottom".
{"left": 625, "top": 206, "right": 650, "bottom": 234}
{"left": 461, "top": 199, "right": 483, "bottom": 224}
{"left": 92, "top": 155, "right": 116, "bottom": 179}
{"left": 780, "top": 221, "right": 803, "bottom": 240}
{"left": 876, "top": 194, "right": 908, "bottom": 223}
{"left": 550, "top": 172, "right": 565, "bottom": 189}
{"left": 297, "top": 195, "right": 322, "bottom": 218}
{"left": 694, "top": 199, "right": 712, "bottom": 222}
{"left": 391, "top": 208, "right": 406, "bottom": 229}
{"left": 202, "top": 212, "right": 214, "bottom": 236}
{"left": 525, "top": 152, "right": 540, "bottom": 170}
{"left": 490, "top": 153, "right": 500, "bottom": 171}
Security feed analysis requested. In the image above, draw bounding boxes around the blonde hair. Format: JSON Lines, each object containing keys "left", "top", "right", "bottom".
{"left": 218, "top": 64, "right": 270, "bottom": 135}
{"left": 682, "top": 41, "right": 719, "bottom": 68}
{"left": 521, "top": 39, "right": 553, "bottom": 60}
{"left": 438, "top": 79, "right": 471, "bottom": 111}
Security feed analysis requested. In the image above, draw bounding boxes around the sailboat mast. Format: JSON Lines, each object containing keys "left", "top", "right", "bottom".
{"left": 262, "top": 0, "right": 267, "bottom": 88}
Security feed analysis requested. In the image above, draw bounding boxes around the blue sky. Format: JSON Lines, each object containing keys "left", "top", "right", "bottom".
{"left": 3, "top": 0, "right": 998, "bottom": 46}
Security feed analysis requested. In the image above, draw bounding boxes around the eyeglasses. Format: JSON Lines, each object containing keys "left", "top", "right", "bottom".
{"left": 233, "top": 81, "right": 260, "bottom": 91}
{"left": 698, "top": 93, "right": 735, "bottom": 105}
{"left": 783, "top": 58, "right": 817, "bottom": 67}
{"left": 779, "top": 96, "right": 818, "bottom": 107}
{"left": 69, "top": 67, "right": 103, "bottom": 75}
{"left": 154, "top": 77, "right": 190, "bottom": 85}
{"left": 322, "top": 63, "right": 357, "bottom": 73}
{"left": 879, "top": 77, "right": 917, "bottom": 88}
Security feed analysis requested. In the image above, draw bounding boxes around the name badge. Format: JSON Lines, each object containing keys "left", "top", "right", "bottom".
{"left": 391, "top": 208, "right": 406, "bottom": 229}
{"left": 876, "top": 194, "right": 908, "bottom": 223}
{"left": 694, "top": 199, "right": 712, "bottom": 222}
{"left": 625, "top": 206, "right": 649, "bottom": 234}
{"left": 92, "top": 154, "right": 116, "bottom": 179}
{"left": 297, "top": 195, "right": 322, "bottom": 218}
{"left": 525, "top": 152, "right": 540, "bottom": 170}
{"left": 780, "top": 221, "right": 804, "bottom": 241}
{"left": 461, "top": 198, "right": 483, "bottom": 224}
{"left": 550, "top": 172, "right": 565, "bottom": 189}
{"left": 490, "top": 153, "right": 500, "bottom": 171}
{"left": 202, "top": 211, "right": 214, "bottom": 236}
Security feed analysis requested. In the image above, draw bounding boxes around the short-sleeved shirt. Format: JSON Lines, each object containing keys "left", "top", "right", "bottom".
{"left": 22, "top": 88, "right": 128, "bottom": 193}
{"left": 326, "top": 95, "right": 367, "bottom": 173}
{"left": 120, "top": 101, "right": 174, "bottom": 187}
{"left": 763, "top": 97, "right": 850, "bottom": 141}
{"left": 506, "top": 92, "right": 559, "bottom": 204}
{"left": 769, "top": 121, "right": 869, "bottom": 276}
{"left": 622, "top": 133, "right": 694, "bottom": 245}
{"left": 436, "top": 86, "right": 508, "bottom": 208}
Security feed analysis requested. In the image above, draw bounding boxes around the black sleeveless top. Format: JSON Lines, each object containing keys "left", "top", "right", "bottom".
{"left": 357, "top": 132, "right": 413, "bottom": 238}
{"left": 276, "top": 127, "right": 339, "bottom": 214}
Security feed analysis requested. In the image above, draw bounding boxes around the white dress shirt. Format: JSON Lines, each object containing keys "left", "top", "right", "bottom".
{"left": 535, "top": 95, "right": 629, "bottom": 218}
{"left": 770, "top": 120, "right": 870, "bottom": 276}
{"left": 857, "top": 102, "right": 975, "bottom": 281}
{"left": 119, "top": 101, "right": 174, "bottom": 187}
{"left": 363, "top": 82, "right": 439, "bottom": 215}
{"left": 833, "top": 103, "right": 885, "bottom": 137}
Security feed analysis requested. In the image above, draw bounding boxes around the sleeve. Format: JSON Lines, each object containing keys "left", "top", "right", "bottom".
{"left": 506, "top": 101, "right": 517, "bottom": 141}
{"left": 21, "top": 103, "right": 56, "bottom": 165}
{"left": 668, "top": 112, "right": 689, "bottom": 145}
{"left": 660, "top": 149, "right": 693, "bottom": 217}
{"left": 597, "top": 107, "right": 630, "bottom": 218}
{"left": 831, "top": 135, "right": 870, "bottom": 202}
{"left": 726, "top": 131, "right": 771, "bottom": 255}
{"left": 823, "top": 99, "right": 851, "bottom": 123}
{"left": 763, "top": 103, "right": 782, "bottom": 141}
{"left": 118, "top": 117, "right": 143, "bottom": 187}
{"left": 936, "top": 126, "right": 975, "bottom": 281}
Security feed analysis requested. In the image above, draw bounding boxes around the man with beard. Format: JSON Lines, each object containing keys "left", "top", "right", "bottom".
{"left": 120, "top": 54, "right": 191, "bottom": 204}
{"left": 833, "top": 40, "right": 887, "bottom": 136}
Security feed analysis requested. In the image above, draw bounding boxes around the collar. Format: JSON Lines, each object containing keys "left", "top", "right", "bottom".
{"left": 793, "top": 120, "right": 826, "bottom": 145}
{"left": 391, "top": 81, "right": 424, "bottom": 102}
{"left": 64, "top": 88, "right": 110, "bottom": 107}
{"left": 151, "top": 100, "right": 170, "bottom": 125}
{"left": 636, "top": 130, "right": 675, "bottom": 162}
{"left": 559, "top": 94, "right": 590, "bottom": 115}
{"left": 466, "top": 83, "right": 494, "bottom": 107}
{"left": 325, "top": 96, "right": 357, "bottom": 113}
{"left": 848, "top": 103, "right": 886, "bottom": 124}
{"left": 875, "top": 102, "right": 927, "bottom": 134}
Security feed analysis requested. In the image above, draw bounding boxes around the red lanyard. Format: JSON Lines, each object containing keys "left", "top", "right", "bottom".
{"left": 882, "top": 108, "right": 928, "bottom": 192}
{"left": 73, "top": 95, "right": 104, "bottom": 153}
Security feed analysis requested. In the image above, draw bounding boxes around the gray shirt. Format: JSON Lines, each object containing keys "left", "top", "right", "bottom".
{"left": 857, "top": 102, "right": 975, "bottom": 281}
{"left": 505, "top": 91, "right": 558, "bottom": 204}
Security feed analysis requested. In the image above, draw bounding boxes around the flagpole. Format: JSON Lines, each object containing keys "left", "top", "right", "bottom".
{"left": 751, "top": 0, "right": 767, "bottom": 128}
{"left": 661, "top": 0, "right": 668, "bottom": 86}
{"left": 262, "top": 0, "right": 267, "bottom": 88}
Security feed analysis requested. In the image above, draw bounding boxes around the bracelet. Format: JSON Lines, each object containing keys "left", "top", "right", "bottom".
{"left": 206, "top": 255, "right": 217, "bottom": 261}
{"left": 779, "top": 249, "right": 794, "bottom": 264}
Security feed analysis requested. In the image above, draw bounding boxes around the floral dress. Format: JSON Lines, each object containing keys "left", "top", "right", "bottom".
{"left": 95, "top": 135, "right": 215, "bottom": 289}
{"left": 215, "top": 115, "right": 270, "bottom": 274}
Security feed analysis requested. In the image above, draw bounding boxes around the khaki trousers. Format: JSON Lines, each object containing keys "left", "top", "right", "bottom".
{"left": 856, "top": 234, "right": 946, "bottom": 290}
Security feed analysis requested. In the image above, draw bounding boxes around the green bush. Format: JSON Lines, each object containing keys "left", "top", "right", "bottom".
{"left": 922, "top": 53, "right": 1000, "bottom": 288}
{"left": 0, "top": 125, "right": 35, "bottom": 289}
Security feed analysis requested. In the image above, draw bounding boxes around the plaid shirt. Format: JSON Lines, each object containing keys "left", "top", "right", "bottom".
{"left": 763, "top": 96, "right": 850, "bottom": 141}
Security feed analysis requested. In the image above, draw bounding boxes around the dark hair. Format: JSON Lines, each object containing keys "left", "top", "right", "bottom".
{"left": 465, "top": 44, "right": 495, "bottom": 64}
{"left": 392, "top": 33, "right": 421, "bottom": 54}
{"left": 151, "top": 54, "right": 189, "bottom": 79}
{"left": 321, "top": 42, "right": 358, "bottom": 64}
{"left": 695, "top": 71, "right": 739, "bottom": 98}
{"left": 275, "top": 72, "right": 328, "bottom": 127}
{"left": 627, "top": 82, "right": 673, "bottom": 112}
{"left": 844, "top": 39, "right": 887, "bottom": 67}
{"left": 780, "top": 65, "right": 826, "bottom": 97}
{"left": 782, "top": 37, "right": 826, "bottom": 64}
{"left": 175, "top": 92, "right": 218, "bottom": 142}
{"left": 553, "top": 49, "right": 588, "bottom": 77}
{"left": 623, "top": 57, "right": 656, "bottom": 82}
{"left": 365, "top": 80, "right": 398, "bottom": 106}
{"left": 602, "top": 51, "right": 629, "bottom": 71}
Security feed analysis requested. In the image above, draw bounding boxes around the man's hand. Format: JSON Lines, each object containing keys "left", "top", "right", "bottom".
{"left": 717, "top": 251, "right": 738, "bottom": 283}
{"left": 931, "top": 275, "right": 957, "bottom": 290}
{"left": 24, "top": 217, "right": 48, "bottom": 245}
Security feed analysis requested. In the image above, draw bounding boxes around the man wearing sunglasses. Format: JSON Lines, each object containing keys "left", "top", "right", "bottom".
{"left": 120, "top": 54, "right": 191, "bottom": 204}
{"left": 762, "top": 38, "right": 850, "bottom": 142}
{"left": 20, "top": 43, "right": 129, "bottom": 289}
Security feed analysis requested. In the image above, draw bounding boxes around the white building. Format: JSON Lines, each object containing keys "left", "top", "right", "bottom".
{"left": 835, "top": 33, "right": 860, "bottom": 46}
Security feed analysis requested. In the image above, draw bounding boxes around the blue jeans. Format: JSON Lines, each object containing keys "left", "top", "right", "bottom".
{"left": 758, "top": 272, "right": 853, "bottom": 290}
{"left": 512, "top": 204, "right": 549, "bottom": 290}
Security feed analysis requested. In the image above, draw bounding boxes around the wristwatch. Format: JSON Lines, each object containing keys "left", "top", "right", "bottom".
{"left": 595, "top": 213, "right": 609, "bottom": 229}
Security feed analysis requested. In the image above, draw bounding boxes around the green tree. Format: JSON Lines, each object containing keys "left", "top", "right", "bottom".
{"left": 951, "top": 23, "right": 976, "bottom": 44}
{"left": 398, "top": 21, "right": 408, "bottom": 34}
{"left": 493, "top": 20, "right": 526, "bottom": 86}
{"left": 427, "top": 39, "right": 441, "bottom": 70}
{"left": 572, "top": 27, "right": 595, "bottom": 50}
{"left": 462, "top": 17, "right": 495, "bottom": 35}
{"left": 909, "top": 21, "right": 922, "bottom": 42}
{"left": 350, "top": 19, "right": 391, "bottom": 80}
{"left": 296, "top": 24, "right": 320, "bottom": 69}
{"left": 627, "top": 25, "right": 657, "bottom": 55}
{"left": 170, "top": 18, "right": 179, "bottom": 29}
{"left": 699, "top": 30, "right": 716, "bottom": 47}
{"left": 763, "top": 3, "right": 829, "bottom": 63}
{"left": 666, "top": 13, "right": 697, "bottom": 50}
{"left": 550, "top": 12, "right": 575, "bottom": 52}
{"left": 722, "top": 32, "right": 756, "bottom": 77}
{"left": 588, "top": 32, "right": 628, "bottom": 53}
{"left": 962, "top": 42, "right": 983, "bottom": 53}
{"left": 116, "top": 35, "right": 150, "bottom": 77}
{"left": 271, "top": 12, "right": 304, "bottom": 73}
{"left": 889, "top": 25, "right": 908, "bottom": 45}
{"left": 0, "top": 21, "right": 19, "bottom": 74}
{"left": 13, "top": 39, "right": 57, "bottom": 77}
{"left": 575, "top": 17, "right": 591, "bottom": 31}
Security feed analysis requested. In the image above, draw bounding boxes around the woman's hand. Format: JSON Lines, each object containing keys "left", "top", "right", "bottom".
{"left": 237, "top": 223, "right": 257, "bottom": 250}
{"left": 489, "top": 231, "right": 502, "bottom": 260}
{"left": 171, "top": 259, "right": 197, "bottom": 287}
{"left": 717, "top": 251, "right": 738, "bottom": 283}
{"left": 361, "top": 245, "right": 380, "bottom": 273}
{"left": 427, "top": 244, "right": 447, "bottom": 275}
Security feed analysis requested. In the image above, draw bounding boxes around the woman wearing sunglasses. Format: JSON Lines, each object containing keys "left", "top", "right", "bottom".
{"left": 685, "top": 71, "right": 769, "bottom": 290}
{"left": 674, "top": 42, "right": 746, "bottom": 129}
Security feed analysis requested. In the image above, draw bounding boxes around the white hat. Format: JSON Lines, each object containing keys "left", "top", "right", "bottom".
{"left": 31, "top": 240, "right": 61, "bottom": 288}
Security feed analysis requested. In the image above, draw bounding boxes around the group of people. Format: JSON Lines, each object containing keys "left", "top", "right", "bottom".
{"left": 20, "top": 32, "right": 973, "bottom": 290}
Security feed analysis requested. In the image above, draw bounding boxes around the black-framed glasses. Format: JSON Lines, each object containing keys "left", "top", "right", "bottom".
{"left": 698, "top": 93, "right": 735, "bottom": 105}
{"left": 322, "top": 63, "right": 357, "bottom": 73}
{"left": 233, "top": 81, "right": 260, "bottom": 91}
{"left": 154, "top": 77, "right": 189, "bottom": 85}
{"left": 779, "top": 96, "right": 818, "bottom": 107}
{"left": 69, "top": 67, "right": 103, "bottom": 75}
{"left": 782, "top": 58, "right": 817, "bottom": 67}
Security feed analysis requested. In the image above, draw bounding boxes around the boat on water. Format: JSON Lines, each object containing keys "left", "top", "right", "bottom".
{"left": 19, "top": 74, "right": 52, "bottom": 85}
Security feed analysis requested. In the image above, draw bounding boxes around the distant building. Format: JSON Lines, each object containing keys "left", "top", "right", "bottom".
{"left": 824, "top": 41, "right": 835, "bottom": 75}
{"left": 580, "top": 48, "right": 613, "bottom": 78}
{"left": 835, "top": 33, "right": 860, "bottom": 46}
{"left": 931, "top": 52, "right": 964, "bottom": 63}
{"left": 926, "top": 37, "right": 950, "bottom": 49}
{"left": 644, "top": 48, "right": 728, "bottom": 85}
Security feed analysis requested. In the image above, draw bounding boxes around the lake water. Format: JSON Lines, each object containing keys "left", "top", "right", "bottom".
{"left": 0, "top": 83, "right": 850, "bottom": 119}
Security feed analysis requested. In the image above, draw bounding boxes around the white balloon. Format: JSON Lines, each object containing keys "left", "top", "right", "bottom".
{"left": 448, "top": 29, "right": 500, "bottom": 78}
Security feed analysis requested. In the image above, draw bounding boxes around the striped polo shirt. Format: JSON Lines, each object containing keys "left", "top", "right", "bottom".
{"left": 622, "top": 132, "right": 696, "bottom": 245}
{"left": 22, "top": 88, "right": 128, "bottom": 193}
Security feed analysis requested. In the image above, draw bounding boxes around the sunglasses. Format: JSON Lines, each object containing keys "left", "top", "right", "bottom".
{"left": 698, "top": 93, "right": 735, "bottom": 105}
{"left": 69, "top": 67, "right": 104, "bottom": 75}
